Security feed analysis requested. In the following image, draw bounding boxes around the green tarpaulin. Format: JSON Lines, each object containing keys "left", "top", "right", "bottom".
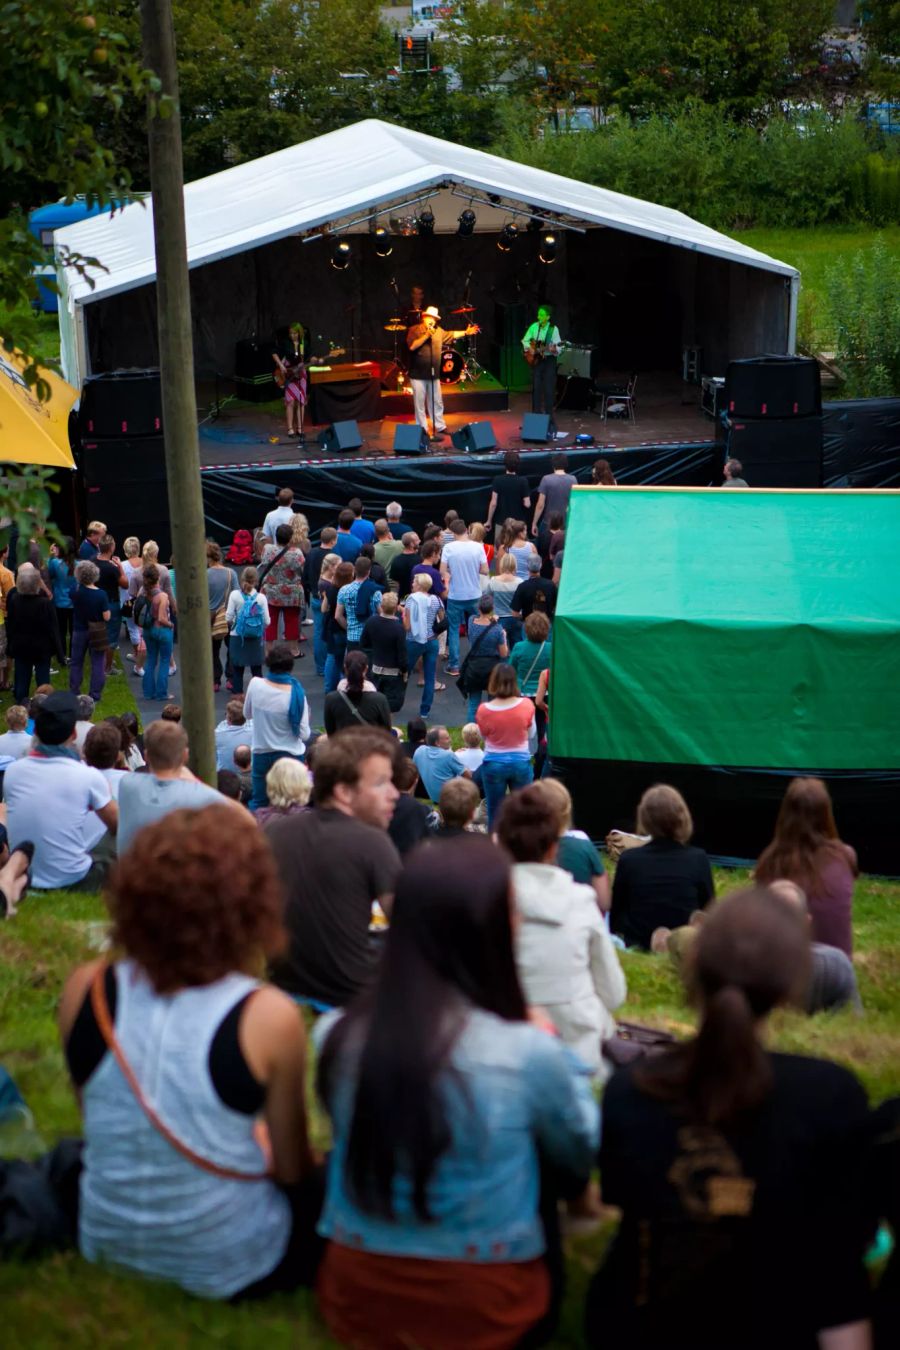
{"left": 551, "top": 487, "right": 900, "bottom": 770}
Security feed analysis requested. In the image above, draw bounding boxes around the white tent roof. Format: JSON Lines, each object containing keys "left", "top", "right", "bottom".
{"left": 56, "top": 118, "right": 796, "bottom": 309}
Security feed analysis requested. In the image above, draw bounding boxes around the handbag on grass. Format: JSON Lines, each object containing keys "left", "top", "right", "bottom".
{"left": 90, "top": 964, "right": 269, "bottom": 1181}
{"left": 602, "top": 1020, "right": 677, "bottom": 1068}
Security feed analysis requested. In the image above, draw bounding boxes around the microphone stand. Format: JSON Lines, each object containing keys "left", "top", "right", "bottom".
{"left": 429, "top": 328, "right": 439, "bottom": 450}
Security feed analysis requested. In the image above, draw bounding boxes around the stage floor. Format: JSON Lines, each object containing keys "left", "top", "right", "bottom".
{"left": 196, "top": 372, "right": 715, "bottom": 469}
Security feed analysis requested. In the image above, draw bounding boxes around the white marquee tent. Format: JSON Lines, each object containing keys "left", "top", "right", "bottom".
{"left": 55, "top": 118, "right": 798, "bottom": 389}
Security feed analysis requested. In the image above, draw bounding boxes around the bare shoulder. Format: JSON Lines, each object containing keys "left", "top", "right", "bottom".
{"left": 244, "top": 984, "right": 306, "bottom": 1040}
{"left": 58, "top": 958, "right": 106, "bottom": 1040}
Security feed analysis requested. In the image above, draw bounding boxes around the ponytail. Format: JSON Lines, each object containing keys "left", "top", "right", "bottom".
{"left": 344, "top": 650, "right": 367, "bottom": 700}
{"left": 633, "top": 887, "right": 806, "bottom": 1127}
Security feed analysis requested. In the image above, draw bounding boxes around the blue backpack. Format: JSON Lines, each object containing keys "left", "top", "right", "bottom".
{"left": 234, "top": 592, "right": 264, "bottom": 640}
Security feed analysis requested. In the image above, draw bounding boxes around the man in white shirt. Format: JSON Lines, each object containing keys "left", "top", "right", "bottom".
{"left": 439, "top": 518, "right": 488, "bottom": 675}
{"left": 261, "top": 487, "right": 295, "bottom": 545}
{"left": 4, "top": 691, "right": 118, "bottom": 890}
{"left": 117, "top": 720, "right": 227, "bottom": 855}
{"left": 215, "top": 697, "right": 253, "bottom": 771}
{"left": 521, "top": 304, "right": 562, "bottom": 437}
{"left": 0, "top": 704, "right": 32, "bottom": 759}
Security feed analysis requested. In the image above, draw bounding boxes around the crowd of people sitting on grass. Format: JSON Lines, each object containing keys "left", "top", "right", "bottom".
{"left": 0, "top": 457, "right": 897, "bottom": 1348}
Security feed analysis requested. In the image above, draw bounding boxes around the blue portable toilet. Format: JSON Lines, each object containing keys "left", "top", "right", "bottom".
{"left": 28, "top": 199, "right": 115, "bottom": 313}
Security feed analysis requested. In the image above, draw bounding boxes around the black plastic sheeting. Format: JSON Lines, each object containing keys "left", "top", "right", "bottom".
{"left": 200, "top": 441, "right": 720, "bottom": 540}
{"left": 553, "top": 757, "right": 900, "bottom": 878}
{"left": 309, "top": 377, "right": 382, "bottom": 427}
{"left": 822, "top": 397, "right": 900, "bottom": 487}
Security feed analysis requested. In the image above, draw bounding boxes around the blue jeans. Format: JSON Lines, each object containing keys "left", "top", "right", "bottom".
{"left": 446, "top": 597, "right": 479, "bottom": 670}
{"left": 406, "top": 636, "right": 439, "bottom": 717}
{"left": 482, "top": 754, "right": 533, "bottom": 829}
{"left": 500, "top": 615, "right": 522, "bottom": 648}
{"left": 311, "top": 596, "right": 327, "bottom": 675}
{"left": 467, "top": 689, "right": 485, "bottom": 722}
{"left": 251, "top": 749, "right": 305, "bottom": 811}
{"left": 323, "top": 633, "right": 347, "bottom": 694}
{"left": 143, "top": 625, "right": 173, "bottom": 699}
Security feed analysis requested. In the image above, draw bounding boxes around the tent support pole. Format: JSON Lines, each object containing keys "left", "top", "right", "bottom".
{"left": 139, "top": 0, "right": 216, "bottom": 784}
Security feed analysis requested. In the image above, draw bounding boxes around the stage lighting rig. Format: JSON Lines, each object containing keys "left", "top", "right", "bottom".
{"left": 539, "top": 232, "right": 558, "bottom": 264}
{"left": 374, "top": 226, "right": 393, "bottom": 258}
{"left": 417, "top": 206, "right": 435, "bottom": 237}
{"left": 497, "top": 222, "right": 518, "bottom": 252}
{"left": 457, "top": 208, "right": 476, "bottom": 237}
{"left": 331, "top": 240, "right": 351, "bottom": 270}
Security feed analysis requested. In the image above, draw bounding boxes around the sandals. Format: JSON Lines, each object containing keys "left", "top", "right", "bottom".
{"left": 434, "top": 682, "right": 447, "bottom": 692}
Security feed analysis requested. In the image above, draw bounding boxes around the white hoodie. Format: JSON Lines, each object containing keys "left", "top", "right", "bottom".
{"left": 512, "top": 862, "right": 627, "bottom": 1079}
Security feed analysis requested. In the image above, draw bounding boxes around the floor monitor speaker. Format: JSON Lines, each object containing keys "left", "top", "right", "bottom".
{"left": 393, "top": 424, "right": 428, "bottom": 455}
{"left": 451, "top": 422, "right": 497, "bottom": 453}
{"left": 521, "top": 413, "right": 551, "bottom": 442}
{"left": 317, "top": 420, "right": 362, "bottom": 453}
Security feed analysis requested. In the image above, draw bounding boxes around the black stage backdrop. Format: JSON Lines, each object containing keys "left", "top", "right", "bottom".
{"left": 553, "top": 757, "right": 900, "bottom": 877}
{"left": 200, "top": 442, "right": 719, "bottom": 542}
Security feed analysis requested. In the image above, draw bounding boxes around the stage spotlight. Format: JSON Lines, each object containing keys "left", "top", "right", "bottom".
{"left": 374, "top": 226, "right": 393, "bottom": 258}
{"left": 457, "top": 208, "right": 476, "bottom": 238}
{"left": 497, "top": 222, "right": 518, "bottom": 252}
{"left": 417, "top": 206, "right": 435, "bottom": 237}
{"left": 331, "top": 239, "right": 351, "bottom": 271}
{"left": 539, "top": 232, "right": 558, "bottom": 264}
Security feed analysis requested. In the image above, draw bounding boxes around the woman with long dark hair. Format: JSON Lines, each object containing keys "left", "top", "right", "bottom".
{"left": 316, "top": 837, "right": 598, "bottom": 1349}
{"left": 323, "top": 649, "right": 392, "bottom": 734}
{"left": 586, "top": 886, "right": 873, "bottom": 1350}
{"left": 755, "top": 776, "right": 858, "bottom": 957}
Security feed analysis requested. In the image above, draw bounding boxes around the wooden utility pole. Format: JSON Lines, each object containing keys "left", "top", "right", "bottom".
{"left": 139, "top": 0, "right": 215, "bottom": 783}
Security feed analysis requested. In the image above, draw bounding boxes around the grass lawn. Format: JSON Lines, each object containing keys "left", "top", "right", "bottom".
{"left": 2, "top": 863, "right": 898, "bottom": 1347}
{"left": 733, "top": 225, "right": 900, "bottom": 352}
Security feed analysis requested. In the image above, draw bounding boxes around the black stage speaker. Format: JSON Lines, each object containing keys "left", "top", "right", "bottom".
{"left": 80, "top": 369, "right": 162, "bottom": 439}
{"left": 80, "top": 436, "right": 172, "bottom": 555}
{"left": 235, "top": 338, "right": 275, "bottom": 379}
{"left": 451, "top": 422, "right": 497, "bottom": 453}
{"left": 725, "top": 356, "right": 821, "bottom": 419}
{"left": 725, "top": 416, "right": 823, "bottom": 487}
{"left": 555, "top": 376, "right": 593, "bottom": 412}
{"left": 317, "top": 420, "right": 362, "bottom": 453}
{"left": 521, "top": 413, "right": 551, "bottom": 442}
{"left": 393, "top": 424, "right": 428, "bottom": 455}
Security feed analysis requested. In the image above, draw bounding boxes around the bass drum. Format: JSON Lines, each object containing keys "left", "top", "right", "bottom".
{"left": 440, "top": 349, "right": 465, "bottom": 385}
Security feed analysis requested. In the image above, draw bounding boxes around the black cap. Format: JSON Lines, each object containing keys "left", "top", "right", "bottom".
{"left": 34, "top": 690, "right": 79, "bottom": 746}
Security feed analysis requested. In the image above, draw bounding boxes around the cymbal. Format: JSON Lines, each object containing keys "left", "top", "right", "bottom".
{"left": 450, "top": 304, "right": 476, "bottom": 315}
{"left": 384, "top": 320, "right": 406, "bottom": 332}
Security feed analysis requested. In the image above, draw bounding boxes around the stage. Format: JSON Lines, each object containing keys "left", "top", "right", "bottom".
{"left": 196, "top": 371, "right": 713, "bottom": 469}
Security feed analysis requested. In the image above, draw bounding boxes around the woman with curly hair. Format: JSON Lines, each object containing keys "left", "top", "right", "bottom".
{"left": 58, "top": 805, "right": 321, "bottom": 1300}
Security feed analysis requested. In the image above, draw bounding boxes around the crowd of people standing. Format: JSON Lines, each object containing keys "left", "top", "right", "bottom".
{"left": 0, "top": 457, "right": 896, "bottom": 1350}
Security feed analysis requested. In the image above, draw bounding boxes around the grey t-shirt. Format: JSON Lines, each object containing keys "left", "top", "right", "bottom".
{"left": 117, "top": 773, "right": 224, "bottom": 855}
{"left": 537, "top": 472, "right": 578, "bottom": 520}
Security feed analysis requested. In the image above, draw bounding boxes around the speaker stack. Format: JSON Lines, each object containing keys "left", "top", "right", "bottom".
{"left": 317, "top": 420, "right": 363, "bottom": 453}
{"left": 724, "top": 356, "right": 823, "bottom": 488}
{"left": 451, "top": 422, "right": 497, "bottom": 454}
{"left": 77, "top": 369, "right": 171, "bottom": 555}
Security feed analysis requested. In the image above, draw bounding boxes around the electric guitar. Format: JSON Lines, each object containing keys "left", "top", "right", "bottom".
{"left": 272, "top": 346, "right": 346, "bottom": 388}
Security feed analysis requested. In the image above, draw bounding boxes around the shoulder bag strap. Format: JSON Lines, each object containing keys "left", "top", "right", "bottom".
{"left": 90, "top": 964, "right": 269, "bottom": 1182}
{"left": 338, "top": 688, "right": 368, "bottom": 724}
{"left": 257, "top": 545, "right": 290, "bottom": 589}
{"left": 522, "top": 641, "right": 547, "bottom": 690}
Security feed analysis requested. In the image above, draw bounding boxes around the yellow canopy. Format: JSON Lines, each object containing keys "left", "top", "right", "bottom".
{"left": 0, "top": 350, "right": 77, "bottom": 469}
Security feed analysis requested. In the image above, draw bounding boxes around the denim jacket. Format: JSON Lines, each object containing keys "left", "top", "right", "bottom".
{"left": 317, "top": 1007, "right": 599, "bottom": 1261}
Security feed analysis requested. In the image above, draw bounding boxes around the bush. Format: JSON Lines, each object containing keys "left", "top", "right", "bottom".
{"left": 824, "top": 238, "right": 900, "bottom": 396}
{"left": 492, "top": 108, "right": 894, "bottom": 231}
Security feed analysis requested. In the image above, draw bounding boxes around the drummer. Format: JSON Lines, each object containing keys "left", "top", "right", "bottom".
{"left": 407, "top": 304, "right": 478, "bottom": 442}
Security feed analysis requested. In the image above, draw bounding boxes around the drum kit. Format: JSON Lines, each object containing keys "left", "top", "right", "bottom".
{"left": 383, "top": 302, "right": 484, "bottom": 385}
